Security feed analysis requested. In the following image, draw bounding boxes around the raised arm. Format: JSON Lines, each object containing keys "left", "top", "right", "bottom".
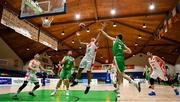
{"left": 143, "top": 66, "right": 146, "bottom": 76}
{"left": 123, "top": 44, "right": 132, "bottom": 54}
{"left": 95, "top": 32, "right": 101, "bottom": 43}
{"left": 58, "top": 63, "right": 62, "bottom": 74}
{"left": 100, "top": 30, "right": 115, "bottom": 41}
{"left": 78, "top": 38, "right": 88, "bottom": 45}
{"left": 60, "top": 57, "right": 66, "bottom": 65}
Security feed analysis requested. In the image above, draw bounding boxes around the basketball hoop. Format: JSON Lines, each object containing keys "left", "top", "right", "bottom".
{"left": 41, "top": 16, "right": 54, "bottom": 28}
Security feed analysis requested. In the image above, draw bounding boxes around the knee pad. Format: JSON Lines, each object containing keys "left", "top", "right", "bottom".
{"left": 23, "top": 81, "right": 28, "bottom": 84}
{"left": 19, "top": 81, "right": 28, "bottom": 89}
{"left": 34, "top": 82, "right": 40, "bottom": 88}
{"left": 22, "top": 81, "right": 28, "bottom": 86}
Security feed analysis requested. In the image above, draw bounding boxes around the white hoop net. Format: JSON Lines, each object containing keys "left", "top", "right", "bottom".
{"left": 41, "top": 16, "right": 54, "bottom": 28}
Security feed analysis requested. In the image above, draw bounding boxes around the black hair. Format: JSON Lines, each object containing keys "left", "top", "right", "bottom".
{"left": 117, "top": 34, "right": 123, "bottom": 40}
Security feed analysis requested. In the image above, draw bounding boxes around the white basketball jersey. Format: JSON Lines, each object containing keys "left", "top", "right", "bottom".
{"left": 27, "top": 60, "right": 41, "bottom": 74}
{"left": 85, "top": 42, "right": 97, "bottom": 58}
{"left": 148, "top": 56, "right": 167, "bottom": 81}
{"left": 148, "top": 56, "right": 160, "bottom": 69}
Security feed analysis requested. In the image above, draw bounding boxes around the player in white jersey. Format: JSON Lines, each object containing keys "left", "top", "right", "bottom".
{"left": 12, "top": 54, "right": 53, "bottom": 99}
{"left": 109, "top": 62, "right": 118, "bottom": 91}
{"left": 71, "top": 33, "right": 100, "bottom": 94}
{"left": 147, "top": 52, "right": 168, "bottom": 96}
{"left": 165, "top": 65, "right": 179, "bottom": 96}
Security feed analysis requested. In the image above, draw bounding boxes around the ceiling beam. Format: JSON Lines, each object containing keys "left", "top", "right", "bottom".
{"left": 0, "top": 1, "right": 4, "bottom": 21}
{"left": 92, "top": 0, "right": 98, "bottom": 20}
{"left": 161, "top": 37, "right": 180, "bottom": 45}
{"left": 50, "top": 12, "right": 166, "bottom": 26}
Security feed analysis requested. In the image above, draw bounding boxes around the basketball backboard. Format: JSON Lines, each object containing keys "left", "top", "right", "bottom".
{"left": 19, "top": 0, "right": 66, "bottom": 19}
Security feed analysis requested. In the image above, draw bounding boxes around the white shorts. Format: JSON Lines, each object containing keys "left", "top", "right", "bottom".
{"left": 79, "top": 56, "right": 93, "bottom": 71}
{"left": 150, "top": 67, "right": 167, "bottom": 81}
{"left": 24, "top": 72, "right": 39, "bottom": 83}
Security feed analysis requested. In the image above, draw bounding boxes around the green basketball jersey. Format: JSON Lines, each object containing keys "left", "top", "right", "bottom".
{"left": 62, "top": 56, "right": 74, "bottom": 70}
{"left": 112, "top": 37, "right": 125, "bottom": 56}
{"left": 145, "top": 67, "right": 149, "bottom": 76}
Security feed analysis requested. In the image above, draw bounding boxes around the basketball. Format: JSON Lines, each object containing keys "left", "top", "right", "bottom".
{"left": 79, "top": 23, "right": 86, "bottom": 28}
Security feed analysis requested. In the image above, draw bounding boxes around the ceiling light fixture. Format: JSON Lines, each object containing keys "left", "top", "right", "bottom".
{"left": 76, "top": 32, "right": 80, "bottom": 36}
{"left": 105, "top": 59, "right": 109, "bottom": 63}
{"left": 135, "top": 43, "right": 138, "bottom": 46}
{"left": 61, "top": 31, "right": 65, "bottom": 35}
{"left": 138, "top": 35, "right": 142, "bottom": 39}
{"left": 75, "top": 13, "right": 80, "bottom": 20}
{"left": 113, "top": 23, "right": 117, "bottom": 27}
{"left": 149, "top": 3, "right": 155, "bottom": 10}
{"left": 142, "top": 23, "right": 147, "bottom": 29}
{"left": 44, "top": 17, "right": 49, "bottom": 23}
{"left": 87, "top": 28, "right": 90, "bottom": 32}
{"left": 72, "top": 40, "right": 75, "bottom": 44}
{"left": 111, "top": 8, "right": 116, "bottom": 15}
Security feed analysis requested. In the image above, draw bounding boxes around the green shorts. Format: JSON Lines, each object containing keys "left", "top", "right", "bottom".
{"left": 145, "top": 74, "right": 150, "bottom": 81}
{"left": 59, "top": 69, "right": 71, "bottom": 80}
{"left": 114, "top": 56, "right": 125, "bottom": 73}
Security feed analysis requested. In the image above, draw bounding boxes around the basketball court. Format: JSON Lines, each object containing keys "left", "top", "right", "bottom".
{"left": 0, "top": 0, "right": 180, "bottom": 102}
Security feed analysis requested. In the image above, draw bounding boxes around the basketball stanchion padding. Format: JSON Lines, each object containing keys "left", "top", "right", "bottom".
{"left": 105, "top": 70, "right": 111, "bottom": 83}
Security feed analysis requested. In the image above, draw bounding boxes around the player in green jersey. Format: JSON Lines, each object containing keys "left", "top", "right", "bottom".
{"left": 51, "top": 51, "right": 75, "bottom": 96}
{"left": 143, "top": 65, "right": 151, "bottom": 81}
{"left": 165, "top": 65, "right": 179, "bottom": 96}
{"left": 99, "top": 23, "right": 141, "bottom": 97}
